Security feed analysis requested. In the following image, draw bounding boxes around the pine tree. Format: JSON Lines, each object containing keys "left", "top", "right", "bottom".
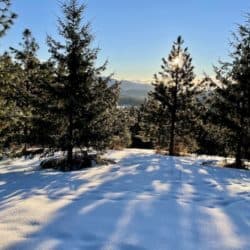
{"left": 110, "top": 107, "right": 133, "bottom": 149}
{"left": 46, "top": 0, "right": 119, "bottom": 166}
{"left": 0, "top": 30, "right": 55, "bottom": 152}
{"left": 194, "top": 78, "right": 233, "bottom": 157}
{"left": 208, "top": 15, "right": 250, "bottom": 168}
{"left": 0, "top": 0, "right": 17, "bottom": 37}
{"left": 0, "top": 53, "right": 21, "bottom": 149}
{"left": 147, "top": 36, "right": 198, "bottom": 155}
{"left": 141, "top": 97, "right": 166, "bottom": 148}
{"left": 0, "top": 0, "right": 17, "bottom": 152}
{"left": 9, "top": 29, "right": 42, "bottom": 152}
{"left": 127, "top": 106, "right": 147, "bottom": 148}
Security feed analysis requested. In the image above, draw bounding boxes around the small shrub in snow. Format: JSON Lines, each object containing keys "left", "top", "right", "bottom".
{"left": 40, "top": 155, "right": 94, "bottom": 172}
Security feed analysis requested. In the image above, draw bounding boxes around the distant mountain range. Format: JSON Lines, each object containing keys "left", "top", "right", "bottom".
{"left": 109, "top": 79, "right": 213, "bottom": 106}
{"left": 110, "top": 80, "right": 153, "bottom": 106}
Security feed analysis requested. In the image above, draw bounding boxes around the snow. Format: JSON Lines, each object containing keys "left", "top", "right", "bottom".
{"left": 0, "top": 149, "right": 249, "bottom": 250}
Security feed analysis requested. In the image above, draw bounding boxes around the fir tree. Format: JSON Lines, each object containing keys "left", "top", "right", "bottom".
{"left": 46, "top": 0, "right": 119, "bottom": 165}
{"left": 208, "top": 15, "right": 250, "bottom": 168}
{"left": 193, "top": 78, "right": 233, "bottom": 157}
{"left": 0, "top": 0, "right": 17, "bottom": 151}
{"left": 141, "top": 97, "right": 166, "bottom": 148}
{"left": 9, "top": 29, "right": 41, "bottom": 152}
{"left": 127, "top": 106, "right": 148, "bottom": 148}
{"left": 147, "top": 36, "right": 197, "bottom": 155}
{"left": 110, "top": 107, "right": 133, "bottom": 149}
{"left": 0, "top": 53, "right": 21, "bottom": 149}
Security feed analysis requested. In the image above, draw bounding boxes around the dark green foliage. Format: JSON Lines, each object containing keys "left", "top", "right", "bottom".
{"left": 46, "top": 0, "right": 119, "bottom": 165}
{"left": 7, "top": 29, "right": 55, "bottom": 151}
{"left": 9, "top": 29, "right": 41, "bottom": 150}
{"left": 0, "top": 1, "right": 249, "bottom": 168}
{"left": 40, "top": 154, "right": 95, "bottom": 171}
{"left": 110, "top": 107, "right": 132, "bottom": 149}
{"left": 205, "top": 16, "right": 250, "bottom": 167}
{"left": 0, "top": 30, "right": 56, "bottom": 152}
{"left": 142, "top": 36, "right": 200, "bottom": 154}
{"left": 193, "top": 83, "right": 234, "bottom": 157}
{"left": 0, "top": 53, "right": 21, "bottom": 148}
{"left": 127, "top": 106, "right": 152, "bottom": 148}
{"left": 0, "top": 0, "right": 17, "bottom": 151}
{"left": 140, "top": 97, "right": 166, "bottom": 148}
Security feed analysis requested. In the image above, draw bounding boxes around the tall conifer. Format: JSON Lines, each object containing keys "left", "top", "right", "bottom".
{"left": 47, "top": 0, "right": 119, "bottom": 165}
{"left": 146, "top": 36, "right": 197, "bottom": 155}
{"left": 209, "top": 15, "right": 250, "bottom": 167}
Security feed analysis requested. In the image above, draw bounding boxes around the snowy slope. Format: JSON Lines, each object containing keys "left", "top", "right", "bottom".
{"left": 0, "top": 149, "right": 249, "bottom": 250}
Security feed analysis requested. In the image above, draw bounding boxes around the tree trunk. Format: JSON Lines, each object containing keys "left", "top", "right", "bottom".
{"left": 67, "top": 145, "right": 73, "bottom": 165}
{"left": 235, "top": 103, "right": 246, "bottom": 168}
{"left": 235, "top": 128, "right": 243, "bottom": 168}
{"left": 169, "top": 79, "right": 178, "bottom": 156}
{"left": 23, "top": 125, "right": 28, "bottom": 157}
{"left": 235, "top": 146, "right": 242, "bottom": 168}
{"left": 67, "top": 111, "right": 73, "bottom": 166}
{"left": 169, "top": 109, "right": 176, "bottom": 155}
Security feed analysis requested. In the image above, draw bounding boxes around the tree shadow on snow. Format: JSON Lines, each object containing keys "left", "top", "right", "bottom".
{"left": 1, "top": 152, "right": 250, "bottom": 250}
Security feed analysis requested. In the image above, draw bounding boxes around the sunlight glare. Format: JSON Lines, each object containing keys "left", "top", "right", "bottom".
{"left": 171, "top": 53, "right": 184, "bottom": 69}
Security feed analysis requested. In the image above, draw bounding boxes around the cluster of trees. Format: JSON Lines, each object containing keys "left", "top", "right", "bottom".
{"left": 0, "top": 0, "right": 249, "bottom": 169}
{"left": 135, "top": 21, "right": 250, "bottom": 168}
{"left": 0, "top": 0, "right": 128, "bottom": 168}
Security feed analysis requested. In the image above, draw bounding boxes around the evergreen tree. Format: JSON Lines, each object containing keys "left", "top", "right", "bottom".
{"left": 0, "top": 53, "right": 21, "bottom": 149}
{"left": 193, "top": 80, "right": 234, "bottom": 157}
{"left": 146, "top": 36, "right": 198, "bottom": 155}
{"left": 9, "top": 29, "right": 42, "bottom": 152}
{"left": 208, "top": 15, "right": 250, "bottom": 168}
{"left": 0, "top": 0, "right": 17, "bottom": 152}
{"left": 110, "top": 107, "right": 132, "bottom": 149}
{"left": 46, "top": 0, "right": 119, "bottom": 165}
{"left": 127, "top": 106, "right": 150, "bottom": 148}
{"left": 140, "top": 97, "right": 166, "bottom": 149}
{"left": 0, "top": 31, "right": 55, "bottom": 153}
{"left": 0, "top": 0, "right": 17, "bottom": 37}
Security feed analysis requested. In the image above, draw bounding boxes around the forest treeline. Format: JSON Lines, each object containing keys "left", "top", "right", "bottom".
{"left": 0, "top": 0, "right": 249, "bottom": 169}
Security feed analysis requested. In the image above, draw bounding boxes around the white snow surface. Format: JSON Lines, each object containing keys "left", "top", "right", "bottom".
{"left": 0, "top": 149, "right": 249, "bottom": 250}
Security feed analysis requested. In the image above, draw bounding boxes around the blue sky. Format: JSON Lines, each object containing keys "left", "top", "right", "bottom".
{"left": 1, "top": 0, "right": 249, "bottom": 82}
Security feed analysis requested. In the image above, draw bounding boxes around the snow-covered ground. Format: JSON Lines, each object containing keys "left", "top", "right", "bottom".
{"left": 0, "top": 149, "right": 249, "bottom": 250}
